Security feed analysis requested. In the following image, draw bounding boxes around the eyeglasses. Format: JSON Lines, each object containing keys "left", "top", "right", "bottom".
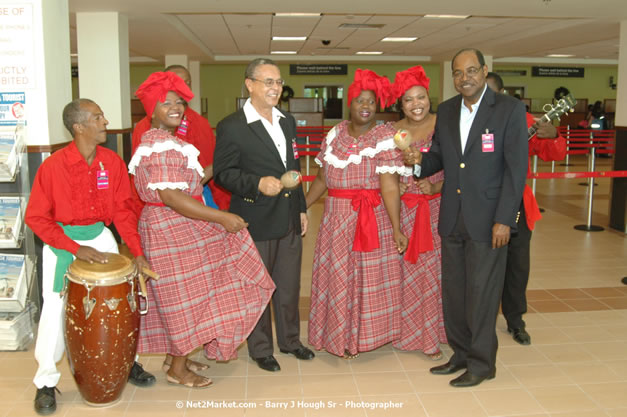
{"left": 249, "top": 78, "right": 285, "bottom": 87}
{"left": 452, "top": 66, "right": 482, "bottom": 79}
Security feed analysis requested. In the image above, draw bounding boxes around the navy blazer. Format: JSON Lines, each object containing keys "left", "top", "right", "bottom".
{"left": 214, "top": 108, "right": 306, "bottom": 241}
{"left": 420, "top": 87, "right": 528, "bottom": 242}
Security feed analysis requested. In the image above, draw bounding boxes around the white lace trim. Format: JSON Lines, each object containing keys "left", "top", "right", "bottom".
{"left": 375, "top": 165, "right": 413, "bottom": 176}
{"left": 146, "top": 181, "right": 189, "bottom": 191}
{"left": 322, "top": 131, "right": 398, "bottom": 169}
{"left": 128, "top": 138, "right": 204, "bottom": 177}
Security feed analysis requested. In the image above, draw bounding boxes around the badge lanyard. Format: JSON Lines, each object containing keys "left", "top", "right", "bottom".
{"left": 96, "top": 161, "right": 109, "bottom": 189}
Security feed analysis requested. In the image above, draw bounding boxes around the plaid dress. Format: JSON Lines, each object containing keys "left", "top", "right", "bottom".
{"left": 131, "top": 129, "right": 275, "bottom": 360}
{"left": 308, "top": 121, "right": 403, "bottom": 357}
{"left": 393, "top": 130, "right": 447, "bottom": 353}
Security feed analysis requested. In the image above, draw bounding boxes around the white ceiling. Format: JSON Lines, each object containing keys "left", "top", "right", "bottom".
{"left": 68, "top": 0, "right": 626, "bottom": 65}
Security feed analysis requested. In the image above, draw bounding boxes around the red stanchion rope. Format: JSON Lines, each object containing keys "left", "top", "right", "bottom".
{"left": 295, "top": 127, "right": 625, "bottom": 183}
{"left": 529, "top": 171, "right": 627, "bottom": 179}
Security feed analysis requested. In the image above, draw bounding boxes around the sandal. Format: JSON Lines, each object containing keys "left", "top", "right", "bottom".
{"left": 343, "top": 350, "right": 360, "bottom": 359}
{"left": 166, "top": 373, "right": 212, "bottom": 388}
{"left": 162, "top": 358, "right": 210, "bottom": 373}
{"left": 427, "top": 351, "right": 443, "bottom": 361}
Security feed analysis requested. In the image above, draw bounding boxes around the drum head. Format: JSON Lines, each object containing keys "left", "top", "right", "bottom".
{"left": 67, "top": 253, "right": 136, "bottom": 286}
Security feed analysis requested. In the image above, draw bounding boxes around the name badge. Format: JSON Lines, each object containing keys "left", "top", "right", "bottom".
{"left": 419, "top": 146, "right": 430, "bottom": 152}
{"left": 176, "top": 117, "right": 189, "bottom": 137}
{"left": 347, "top": 143, "right": 358, "bottom": 155}
{"left": 292, "top": 138, "right": 299, "bottom": 159}
{"left": 96, "top": 170, "right": 109, "bottom": 189}
{"left": 482, "top": 130, "right": 494, "bottom": 153}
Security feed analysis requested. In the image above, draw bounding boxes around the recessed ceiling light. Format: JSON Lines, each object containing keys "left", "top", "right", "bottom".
{"left": 274, "top": 13, "right": 321, "bottom": 17}
{"left": 546, "top": 54, "right": 574, "bottom": 57}
{"left": 272, "top": 36, "right": 307, "bottom": 41}
{"left": 382, "top": 37, "right": 417, "bottom": 42}
{"left": 423, "top": 14, "right": 468, "bottom": 19}
{"left": 271, "top": 51, "right": 298, "bottom": 54}
{"left": 356, "top": 51, "right": 383, "bottom": 55}
{"left": 339, "top": 23, "right": 385, "bottom": 29}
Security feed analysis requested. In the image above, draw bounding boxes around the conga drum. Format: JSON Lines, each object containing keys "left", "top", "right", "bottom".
{"left": 63, "top": 253, "right": 139, "bottom": 407}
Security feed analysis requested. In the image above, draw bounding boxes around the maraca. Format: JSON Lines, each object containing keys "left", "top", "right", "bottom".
{"left": 393, "top": 129, "right": 412, "bottom": 150}
{"left": 280, "top": 170, "right": 302, "bottom": 190}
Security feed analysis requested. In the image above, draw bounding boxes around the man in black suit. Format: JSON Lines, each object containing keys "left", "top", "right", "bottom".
{"left": 214, "top": 58, "right": 314, "bottom": 372}
{"left": 406, "top": 49, "right": 528, "bottom": 387}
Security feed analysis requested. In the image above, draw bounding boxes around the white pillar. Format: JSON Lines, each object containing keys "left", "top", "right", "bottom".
{"left": 165, "top": 55, "right": 188, "bottom": 69}
{"left": 484, "top": 55, "right": 494, "bottom": 74}
{"left": 615, "top": 21, "right": 627, "bottom": 127}
{"left": 440, "top": 60, "right": 456, "bottom": 102}
{"left": 76, "top": 12, "right": 131, "bottom": 130}
{"left": 0, "top": 0, "right": 72, "bottom": 146}
{"left": 189, "top": 60, "right": 201, "bottom": 113}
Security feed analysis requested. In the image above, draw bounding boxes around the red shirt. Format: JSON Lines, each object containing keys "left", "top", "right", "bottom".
{"left": 25, "top": 141, "right": 143, "bottom": 257}
{"left": 523, "top": 113, "right": 568, "bottom": 230}
{"left": 131, "top": 107, "right": 231, "bottom": 210}
{"left": 526, "top": 113, "right": 567, "bottom": 167}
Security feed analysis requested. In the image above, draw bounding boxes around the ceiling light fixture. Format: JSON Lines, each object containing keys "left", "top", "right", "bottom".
{"left": 339, "top": 23, "right": 385, "bottom": 29}
{"left": 274, "top": 13, "right": 321, "bottom": 17}
{"left": 272, "top": 36, "right": 307, "bottom": 41}
{"left": 423, "top": 14, "right": 468, "bottom": 19}
{"left": 546, "top": 54, "right": 574, "bottom": 57}
{"left": 382, "top": 37, "right": 417, "bottom": 42}
{"left": 356, "top": 51, "right": 383, "bottom": 55}
{"left": 271, "top": 51, "right": 298, "bottom": 54}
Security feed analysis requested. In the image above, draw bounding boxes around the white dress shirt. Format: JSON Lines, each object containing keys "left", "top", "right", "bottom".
{"left": 414, "top": 83, "right": 488, "bottom": 176}
{"left": 459, "top": 83, "right": 488, "bottom": 154}
{"left": 243, "top": 98, "right": 287, "bottom": 167}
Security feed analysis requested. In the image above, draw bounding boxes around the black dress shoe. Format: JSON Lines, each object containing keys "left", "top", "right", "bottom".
{"left": 508, "top": 327, "right": 531, "bottom": 345}
{"left": 450, "top": 370, "right": 495, "bottom": 387}
{"left": 34, "top": 386, "right": 60, "bottom": 416}
{"left": 128, "top": 361, "right": 156, "bottom": 387}
{"left": 430, "top": 361, "right": 466, "bottom": 375}
{"left": 253, "top": 355, "right": 281, "bottom": 372}
{"left": 280, "top": 345, "right": 315, "bottom": 360}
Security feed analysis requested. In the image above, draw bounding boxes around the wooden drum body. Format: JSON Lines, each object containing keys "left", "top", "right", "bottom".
{"left": 63, "top": 253, "right": 139, "bottom": 407}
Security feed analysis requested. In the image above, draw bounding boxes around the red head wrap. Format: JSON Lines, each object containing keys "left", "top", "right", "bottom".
{"left": 135, "top": 72, "right": 194, "bottom": 118}
{"left": 347, "top": 69, "right": 393, "bottom": 109}
{"left": 391, "top": 66, "right": 430, "bottom": 103}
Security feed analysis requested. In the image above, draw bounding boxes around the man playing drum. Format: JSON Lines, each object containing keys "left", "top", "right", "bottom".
{"left": 25, "top": 99, "right": 155, "bottom": 415}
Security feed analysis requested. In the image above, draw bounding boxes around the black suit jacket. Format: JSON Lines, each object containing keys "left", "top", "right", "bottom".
{"left": 214, "top": 108, "right": 306, "bottom": 241}
{"left": 420, "top": 87, "right": 528, "bottom": 242}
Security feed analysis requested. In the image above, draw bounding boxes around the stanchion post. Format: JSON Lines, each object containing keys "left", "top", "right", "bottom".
{"left": 531, "top": 155, "right": 538, "bottom": 195}
{"left": 561, "top": 125, "right": 571, "bottom": 166}
{"left": 305, "top": 135, "right": 310, "bottom": 192}
{"left": 574, "top": 137, "right": 604, "bottom": 231}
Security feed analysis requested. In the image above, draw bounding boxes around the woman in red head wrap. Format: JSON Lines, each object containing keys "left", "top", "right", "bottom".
{"left": 305, "top": 68, "right": 408, "bottom": 358}
{"left": 386, "top": 65, "right": 447, "bottom": 359}
{"left": 130, "top": 72, "right": 275, "bottom": 387}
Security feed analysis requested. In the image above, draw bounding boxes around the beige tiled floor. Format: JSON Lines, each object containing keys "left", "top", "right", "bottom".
{"left": 1, "top": 155, "right": 626, "bottom": 416}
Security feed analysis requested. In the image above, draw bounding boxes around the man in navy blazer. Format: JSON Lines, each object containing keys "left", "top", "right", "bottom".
{"left": 214, "top": 58, "right": 314, "bottom": 373}
{"left": 406, "top": 49, "right": 528, "bottom": 387}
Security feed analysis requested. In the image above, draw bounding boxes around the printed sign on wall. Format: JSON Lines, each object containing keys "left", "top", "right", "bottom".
{"left": 0, "top": 4, "right": 35, "bottom": 89}
{"left": 0, "top": 92, "right": 25, "bottom": 126}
